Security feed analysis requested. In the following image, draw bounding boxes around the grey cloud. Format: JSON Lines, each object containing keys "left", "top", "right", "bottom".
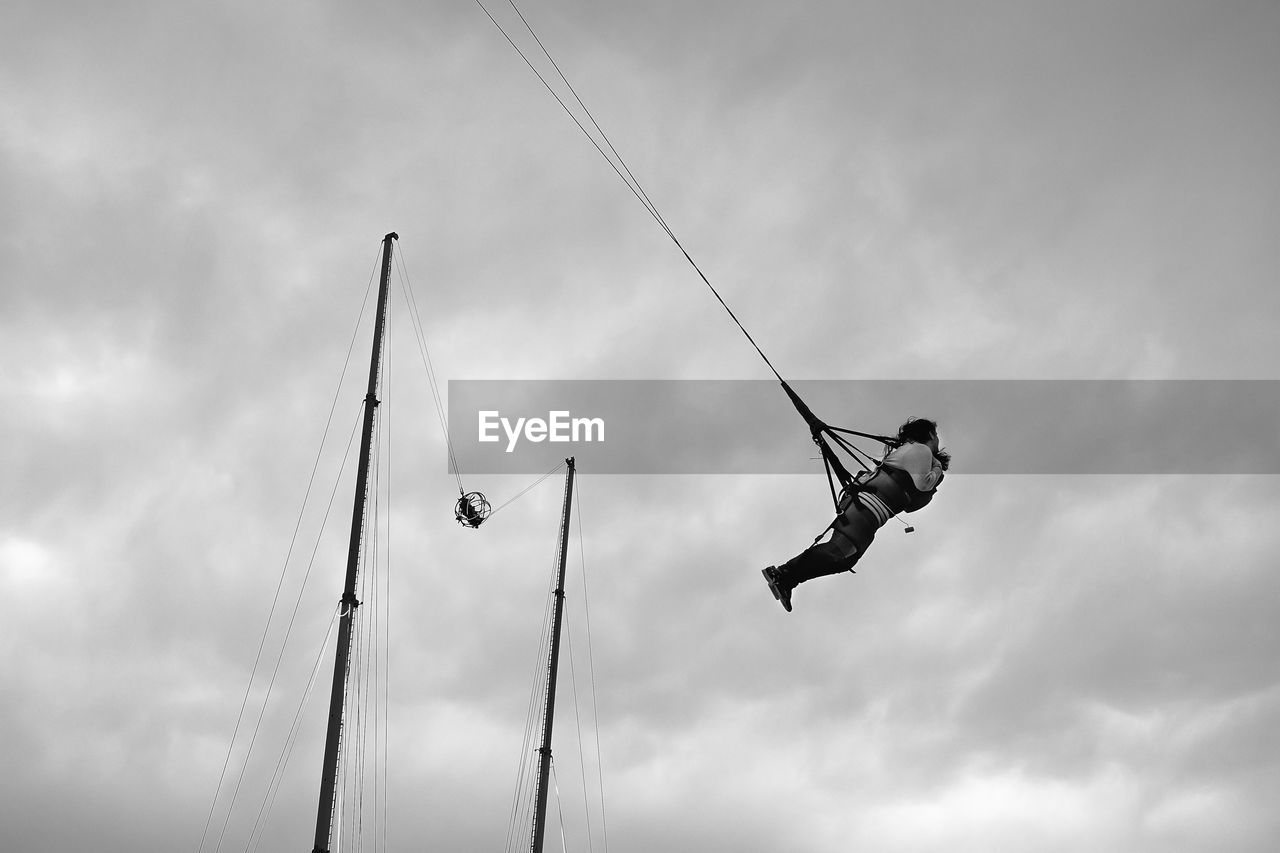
{"left": 4, "top": 1, "right": 1280, "bottom": 851}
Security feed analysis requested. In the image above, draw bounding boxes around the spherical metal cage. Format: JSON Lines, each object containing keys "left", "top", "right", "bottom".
{"left": 454, "top": 491, "right": 492, "bottom": 528}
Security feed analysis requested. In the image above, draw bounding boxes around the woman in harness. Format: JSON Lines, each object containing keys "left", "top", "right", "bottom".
{"left": 763, "top": 417, "right": 950, "bottom": 612}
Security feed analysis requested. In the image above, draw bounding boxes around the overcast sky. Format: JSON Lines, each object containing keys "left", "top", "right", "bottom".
{"left": 3, "top": 1, "right": 1279, "bottom": 851}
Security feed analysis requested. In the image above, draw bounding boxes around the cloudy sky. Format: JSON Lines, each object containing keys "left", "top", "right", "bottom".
{"left": 3, "top": 1, "right": 1279, "bottom": 851}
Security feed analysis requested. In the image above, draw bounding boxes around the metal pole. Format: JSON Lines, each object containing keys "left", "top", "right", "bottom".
{"left": 530, "top": 457, "right": 576, "bottom": 853}
{"left": 311, "top": 232, "right": 397, "bottom": 853}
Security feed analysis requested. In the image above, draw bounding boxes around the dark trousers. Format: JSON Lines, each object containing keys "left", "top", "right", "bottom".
{"left": 776, "top": 498, "right": 882, "bottom": 588}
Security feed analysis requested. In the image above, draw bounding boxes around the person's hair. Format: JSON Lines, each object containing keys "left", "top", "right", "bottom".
{"left": 892, "top": 417, "right": 951, "bottom": 471}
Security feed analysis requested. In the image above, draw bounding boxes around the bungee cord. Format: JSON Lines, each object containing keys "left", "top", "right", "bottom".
{"left": 485, "top": 460, "right": 568, "bottom": 522}
{"left": 394, "top": 244, "right": 465, "bottom": 495}
{"left": 475, "top": 0, "right": 897, "bottom": 508}
{"left": 395, "top": 240, "right": 566, "bottom": 528}
{"left": 473, "top": 0, "right": 786, "bottom": 385}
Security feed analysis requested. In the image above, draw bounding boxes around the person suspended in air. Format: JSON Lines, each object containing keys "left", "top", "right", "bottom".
{"left": 455, "top": 491, "right": 491, "bottom": 529}
{"left": 762, "top": 417, "right": 951, "bottom": 612}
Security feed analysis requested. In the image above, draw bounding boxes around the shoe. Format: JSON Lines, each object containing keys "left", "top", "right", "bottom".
{"left": 762, "top": 566, "right": 793, "bottom": 613}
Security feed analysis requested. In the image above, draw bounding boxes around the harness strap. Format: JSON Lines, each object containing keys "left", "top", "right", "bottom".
{"left": 779, "top": 380, "right": 861, "bottom": 498}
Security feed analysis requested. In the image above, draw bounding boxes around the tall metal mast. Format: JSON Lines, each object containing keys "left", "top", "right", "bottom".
{"left": 530, "top": 457, "right": 576, "bottom": 853}
{"left": 311, "top": 231, "right": 397, "bottom": 853}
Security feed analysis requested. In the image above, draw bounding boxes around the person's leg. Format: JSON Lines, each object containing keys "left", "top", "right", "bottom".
{"left": 763, "top": 541, "right": 852, "bottom": 612}
{"left": 764, "top": 502, "right": 880, "bottom": 611}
